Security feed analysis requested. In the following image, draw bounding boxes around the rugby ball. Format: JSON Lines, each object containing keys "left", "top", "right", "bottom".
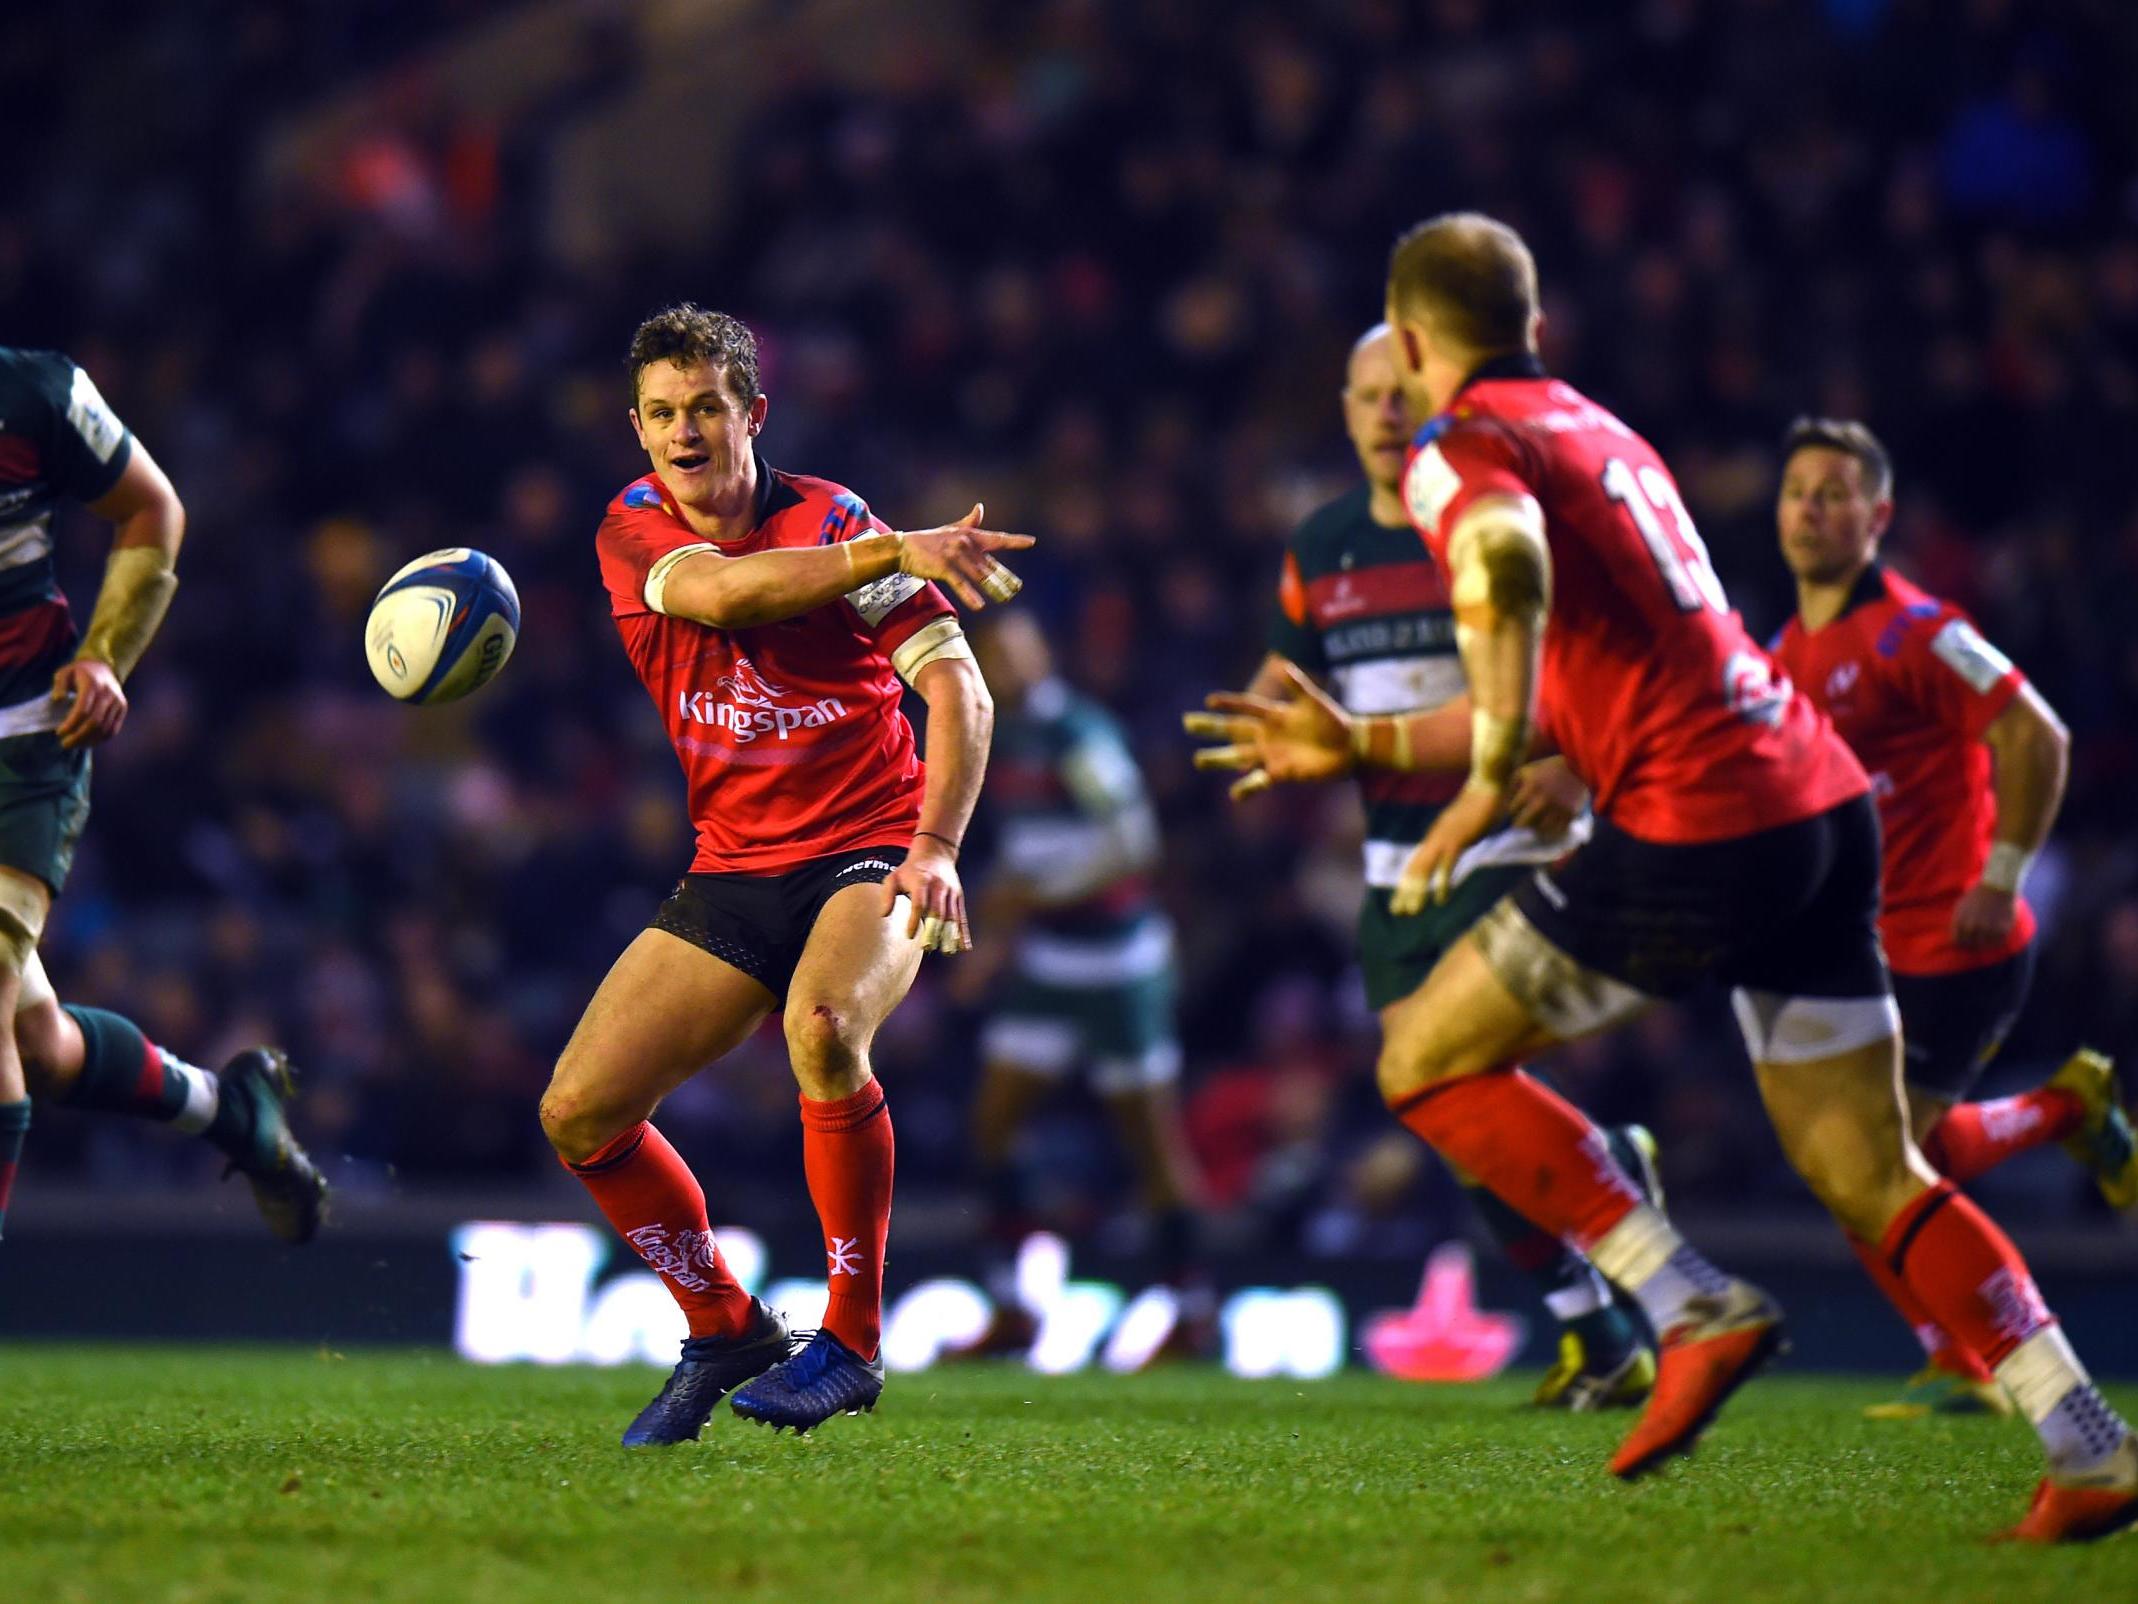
{"left": 365, "top": 548, "right": 520, "bottom": 704}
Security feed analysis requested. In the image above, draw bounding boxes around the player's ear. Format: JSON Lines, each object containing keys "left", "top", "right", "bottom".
{"left": 746, "top": 393, "right": 769, "bottom": 436}
{"left": 1869, "top": 496, "right": 1895, "bottom": 542}
{"left": 627, "top": 407, "right": 646, "bottom": 449}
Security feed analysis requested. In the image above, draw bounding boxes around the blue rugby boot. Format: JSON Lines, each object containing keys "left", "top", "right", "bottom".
{"left": 216, "top": 1049, "right": 329, "bottom": 1245}
{"left": 729, "top": 1328, "right": 884, "bottom": 1433}
{"left": 622, "top": 1298, "right": 793, "bottom": 1446}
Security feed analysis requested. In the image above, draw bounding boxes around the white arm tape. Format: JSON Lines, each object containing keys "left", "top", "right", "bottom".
{"left": 643, "top": 543, "right": 720, "bottom": 616}
{"left": 891, "top": 617, "right": 973, "bottom": 686}
{"left": 1980, "top": 842, "right": 2035, "bottom": 894}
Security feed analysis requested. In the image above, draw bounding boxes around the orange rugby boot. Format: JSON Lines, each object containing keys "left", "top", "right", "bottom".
{"left": 1996, "top": 1437, "right": 2138, "bottom": 1545}
{"left": 1609, "top": 1281, "right": 1786, "bottom": 1480}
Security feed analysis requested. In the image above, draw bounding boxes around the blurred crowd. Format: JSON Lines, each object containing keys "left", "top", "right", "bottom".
{"left": 5, "top": 0, "right": 2136, "bottom": 1249}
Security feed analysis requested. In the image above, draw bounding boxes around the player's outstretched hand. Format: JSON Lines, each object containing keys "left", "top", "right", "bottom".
{"left": 51, "top": 659, "right": 127, "bottom": 749}
{"left": 1391, "top": 779, "right": 1503, "bottom": 915}
{"left": 884, "top": 834, "right": 971, "bottom": 955}
{"left": 897, "top": 504, "right": 1034, "bottom": 611}
{"left": 1184, "top": 662, "right": 1354, "bottom": 800}
{"left": 1508, "top": 756, "right": 1587, "bottom": 838}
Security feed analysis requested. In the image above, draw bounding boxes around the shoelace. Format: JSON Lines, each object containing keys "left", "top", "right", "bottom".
{"left": 776, "top": 1331, "right": 846, "bottom": 1386}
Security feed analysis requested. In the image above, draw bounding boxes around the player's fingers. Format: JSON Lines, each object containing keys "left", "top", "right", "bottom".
{"left": 945, "top": 574, "right": 988, "bottom": 610}
{"left": 976, "top": 531, "right": 1036, "bottom": 550}
{"left": 963, "top": 502, "right": 983, "bottom": 527}
{"left": 916, "top": 913, "right": 944, "bottom": 950}
{"left": 978, "top": 562, "right": 1021, "bottom": 603}
{"left": 1429, "top": 856, "right": 1456, "bottom": 905}
{"left": 953, "top": 894, "right": 974, "bottom": 954}
{"left": 1180, "top": 711, "right": 1243, "bottom": 739}
{"left": 55, "top": 693, "right": 97, "bottom": 747}
{"left": 1191, "top": 744, "right": 1260, "bottom": 772}
{"left": 1228, "top": 768, "right": 1271, "bottom": 802}
{"left": 1202, "top": 692, "right": 1284, "bottom": 719}
{"left": 1390, "top": 877, "right": 1426, "bottom": 917}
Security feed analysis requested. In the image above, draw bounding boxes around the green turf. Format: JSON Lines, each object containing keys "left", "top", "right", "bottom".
{"left": 0, "top": 1347, "right": 2127, "bottom": 1603}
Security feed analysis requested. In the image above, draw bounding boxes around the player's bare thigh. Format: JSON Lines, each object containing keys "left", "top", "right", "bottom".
{"left": 0, "top": 865, "right": 51, "bottom": 1103}
{"left": 783, "top": 882, "right": 925, "bottom": 1100}
{"left": 540, "top": 928, "right": 776, "bottom": 1162}
{"left": 1376, "top": 898, "right": 1640, "bottom": 1103}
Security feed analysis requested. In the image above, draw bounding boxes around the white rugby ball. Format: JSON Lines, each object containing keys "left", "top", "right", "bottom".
{"left": 365, "top": 547, "right": 521, "bottom": 704}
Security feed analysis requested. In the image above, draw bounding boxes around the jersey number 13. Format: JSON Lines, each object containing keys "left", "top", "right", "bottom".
{"left": 1601, "top": 457, "right": 1728, "bottom": 614}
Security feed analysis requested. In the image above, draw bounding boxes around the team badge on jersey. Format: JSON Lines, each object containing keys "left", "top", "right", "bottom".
{"left": 1930, "top": 618, "right": 2013, "bottom": 694}
{"left": 1404, "top": 440, "right": 1461, "bottom": 534}
{"left": 66, "top": 366, "right": 125, "bottom": 463}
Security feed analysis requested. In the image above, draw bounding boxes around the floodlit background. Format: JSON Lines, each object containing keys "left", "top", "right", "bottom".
{"left": 2, "top": 0, "right": 2133, "bottom": 1367}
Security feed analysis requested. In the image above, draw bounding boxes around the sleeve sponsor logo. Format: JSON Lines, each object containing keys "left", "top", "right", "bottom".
{"left": 623, "top": 483, "right": 663, "bottom": 509}
{"left": 66, "top": 365, "right": 125, "bottom": 463}
{"left": 818, "top": 490, "right": 869, "bottom": 543}
{"left": 1402, "top": 441, "right": 1461, "bottom": 534}
{"left": 1929, "top": 618, "right": 2012, "bottom": 694}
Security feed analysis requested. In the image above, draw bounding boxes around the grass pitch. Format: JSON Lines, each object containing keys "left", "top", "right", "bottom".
{"left": 0, "top": 1347, "right": 2127, "bottom": 1603}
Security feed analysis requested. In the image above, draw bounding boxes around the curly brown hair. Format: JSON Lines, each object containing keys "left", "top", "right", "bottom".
{"left": 626, "top": 304, "right": 761, "bottom": 406}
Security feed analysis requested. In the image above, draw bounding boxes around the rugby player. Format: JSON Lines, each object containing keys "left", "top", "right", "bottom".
{"left": 1769, "top": 416, "right": 2135, "bottom": 1418}
{"left": 1189, "top": 215, "right": 2134, "bottom": 1540}
{"left": 540, "top": 305, "right": 1030, "bottom": 1441}
{"left": 948, "top": 609, "right": 1214, "bottom": 1362}
{"left": 0, "top": 346, "right": 324, "bottom": 1243}
{"left": 1229, "top": 323, "right": 1661, "bottom": 1409}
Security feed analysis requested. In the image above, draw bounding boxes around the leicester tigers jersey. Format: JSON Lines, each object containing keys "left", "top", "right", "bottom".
{"left": 983, "top": 677, "right": 1161, "bottom": 945}
{"left": 1269, "top": 485, "right": 1568, "bottom": 890}
{"left": 0, "top": 348, "right": 134, "bottom": 712}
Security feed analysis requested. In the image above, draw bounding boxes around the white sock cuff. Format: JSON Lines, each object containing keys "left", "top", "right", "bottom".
{"left": 1544, "top": 1266, "right": 1612, "bottom": 1321}
{"left": 1996, "top": 1324, "right": 2086, "bottom": 1425}
{"left": 167, "top": 1060, "right": 220, "bottom": 1136}
{"left": 1584, "top": 1204, "right": 1682, "bottom": 1290}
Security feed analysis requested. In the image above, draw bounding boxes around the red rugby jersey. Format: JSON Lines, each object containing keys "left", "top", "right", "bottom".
{"left": 1769, "top": 564, "right": 2032, "bottom": 975}
{"left": 1401, "top": 356, "right": 1865, "bottom": 844}
{"left": 595, "top": 457, "right": 953, "bottom": 874}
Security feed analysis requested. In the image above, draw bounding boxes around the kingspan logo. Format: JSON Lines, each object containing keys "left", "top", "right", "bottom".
{"left": 678, "top": 656, "right": 847, "bottom": 743}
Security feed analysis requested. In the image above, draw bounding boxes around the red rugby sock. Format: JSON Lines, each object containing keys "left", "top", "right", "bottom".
{"left": 1881, "top": 1181, "right": 2053, "bottom": 1368}
{"left": 801, "top": 1079, "right": 895, "bottom": 1360}
{"left": 1919, "top": 1090, "right": 2084, "bottom": 1184}
{"left": 565, "top": 1122, "right": 753, "bottom": 1338}
{"left": 1388, "top": 1068, "right": 1642, "bottom": 1251}
{"left": 1845, "top": 1231, "right": 1990, "bottom": 1380}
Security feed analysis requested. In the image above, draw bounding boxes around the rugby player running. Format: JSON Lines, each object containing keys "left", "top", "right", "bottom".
{"left": 1768, "top": 417, "right": 2134, "bottom": 1418}
{"left": 0, "top": 346, "right": 323, "bottom": 1244}
{"left": 1189, "top": 215, "right": 2134, "bottom": 1541}
{"left": 1223, "top": 323, "right": 1663, "bottom": 1409}
{"left": 539, "top": 305, "right": 1031, "bottom": 1441}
